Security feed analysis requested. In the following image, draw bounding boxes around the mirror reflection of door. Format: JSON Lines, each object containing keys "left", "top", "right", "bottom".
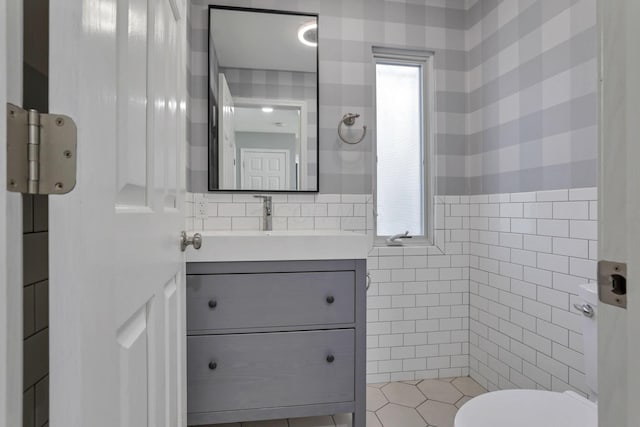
{"left": 230, "top": 100, "right": 305, "bottom": 191}
{"left": 218, "top": 73, "right": 237, "bottom": 189}
{"left": 241, "top": 148, "right": 290, "bottom": 190}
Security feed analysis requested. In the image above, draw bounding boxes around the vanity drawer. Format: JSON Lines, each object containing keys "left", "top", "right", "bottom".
{"left": 187, "top": 271, "right": 355, "bottom": 332}
{"left": 187, "top": 329, "right": 355, "bottom": 414}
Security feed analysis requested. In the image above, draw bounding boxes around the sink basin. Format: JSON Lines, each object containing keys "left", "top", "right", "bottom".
{"left": 185, "top": 230, "right": 369, "bottom": 262}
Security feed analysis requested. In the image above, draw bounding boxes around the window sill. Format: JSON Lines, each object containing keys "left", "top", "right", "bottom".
{"left": 372, "top": 238, "right": 434, "bottom": 248}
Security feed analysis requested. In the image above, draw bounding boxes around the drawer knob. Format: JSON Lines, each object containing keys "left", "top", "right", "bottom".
{"left": 208, "top": 361, "right": 217, "bottom": 370}
{"left": 326, "top": 355, "right": 335, "bottom": 363}
{"left": 326, "top": 296, "right": 335, "bottom": 304}
{"left": 208, "top": 300, "right": 217, "bottom": 309}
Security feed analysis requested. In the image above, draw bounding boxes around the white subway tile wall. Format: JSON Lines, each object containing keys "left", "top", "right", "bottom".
{"left": 468, "top": 188, "right": 597, "bottom": 396}
{"left": 185, "top": 188, "right": 596, "bottom": 394}
{"left": 185, "top": 193, "right": 370, "bottom": 234}
{"left": 366, "top": 195, "right": 471, "bottom": 384}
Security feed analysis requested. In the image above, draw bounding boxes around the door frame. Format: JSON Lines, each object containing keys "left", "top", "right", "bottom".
{"left": 240, "top": 148, "right": 291, "bottom": 191}
{"left": 1, "top": 0, "right": 24, "bottom": 425}
{"left": 597, "top": 0, "right": 640, "bottom": 425}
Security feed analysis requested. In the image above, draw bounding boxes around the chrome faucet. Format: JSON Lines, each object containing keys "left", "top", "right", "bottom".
{"left": 386, "top": 231, "right": 412, "bottom": 246}
{"left": 254, "top": 195, "right": 273, "bottom": 231}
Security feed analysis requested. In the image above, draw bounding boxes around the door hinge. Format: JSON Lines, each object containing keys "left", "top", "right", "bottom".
{"left": 6, "top": 103, "right": 77, "bottom": 195}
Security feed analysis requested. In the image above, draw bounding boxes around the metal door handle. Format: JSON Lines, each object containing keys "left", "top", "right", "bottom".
{"left": 180, "top": 231, "right": 202, "bottom": 251}
{"left": 573, "top": 303, "right": 594, "bottom": 318}
{"left": 366, "top": 272, "right": 371, "bottom": 291}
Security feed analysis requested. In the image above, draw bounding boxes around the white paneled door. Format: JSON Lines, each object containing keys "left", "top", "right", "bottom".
{"left": 599, "top": 1, "right": 640, "bottom": 426}
{"left": 48, "top": 0, "right": 188, "bottom": 426}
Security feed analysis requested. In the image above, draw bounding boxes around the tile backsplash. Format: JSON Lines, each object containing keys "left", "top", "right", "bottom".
{"left": 186, "top": 187, "right": 597, "bottom": 393}
{"left": 185, "top": 193, "right": 370, "bottom": 234}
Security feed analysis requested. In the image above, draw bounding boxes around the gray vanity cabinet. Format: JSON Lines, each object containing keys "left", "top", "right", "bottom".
{"left": 186, "top": 259, "right": 366, "bottom": 427}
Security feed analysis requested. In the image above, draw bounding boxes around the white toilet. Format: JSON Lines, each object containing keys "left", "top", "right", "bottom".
{"left": 455, "top": 283, "right": 598, "bottom": 427}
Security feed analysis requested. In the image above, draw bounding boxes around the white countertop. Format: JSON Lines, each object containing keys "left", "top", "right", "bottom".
{"left": 185, "top": 230, "right": 369, "bottom": 262}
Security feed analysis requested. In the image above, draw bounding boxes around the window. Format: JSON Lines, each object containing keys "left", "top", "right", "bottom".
{"left": 374, "top": 49, "right": 433, "bottom": 243}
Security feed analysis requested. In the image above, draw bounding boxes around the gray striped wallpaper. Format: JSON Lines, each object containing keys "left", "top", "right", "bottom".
{"left": 188, "top": 0, "right": 597, "bottom": 195}
{"left": 188, "top": 0, "right": 469, "bottom": 194}
{"left": 464, "top": 0, "right": 597, "bottom": 194}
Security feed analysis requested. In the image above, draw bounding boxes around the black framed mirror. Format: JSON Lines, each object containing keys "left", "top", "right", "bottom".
{"left": 208, "top": 6, "right": 319, "bottom": 192}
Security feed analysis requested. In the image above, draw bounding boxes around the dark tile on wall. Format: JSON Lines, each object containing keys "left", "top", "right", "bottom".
{"left": 24, "top": 0, "right": 49, "bottom": 425}
{"left": 23, "top": 232, "right": 48, "bottom": 286}
{"left": 23, "top": 387, "right": 34, "bottom": 427}
{"left": 35, "top": 376, "right": 49, "bottom": 427}
{"left": 23, "top": 64, "right": 48, "bottom": 113}
{"left": 24, "top": 329, "right": 48, "bottom": 390}
{"left": 33, "top": 196, "right": 47, "bottom": 233}
{"left": 23, "top": 195, "right": 34, "bottom": 234}
{"left": 24, "top": 285, "right": 35, "bottom": 338}
{"left": 34, "top": 281, "right": 48, "bottom": 332}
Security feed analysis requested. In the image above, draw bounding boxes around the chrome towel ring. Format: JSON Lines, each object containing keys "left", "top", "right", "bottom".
{"left": 338, "top": 113, "right": 367, "bottom": 144}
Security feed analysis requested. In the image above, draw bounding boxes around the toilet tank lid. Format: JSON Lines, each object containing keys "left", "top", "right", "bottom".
{"left": 579, "top": 282, "right": 598, "bottom": 306}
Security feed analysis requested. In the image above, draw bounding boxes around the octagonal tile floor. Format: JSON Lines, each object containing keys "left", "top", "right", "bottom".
{"left": 196, "top": 376, "right": 486, "bottom": 427}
